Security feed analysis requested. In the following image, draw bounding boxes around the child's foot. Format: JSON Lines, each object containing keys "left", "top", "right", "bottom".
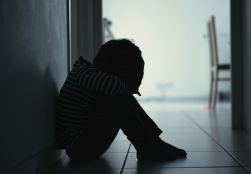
{"left": 136, "top": 144, "right": 177, "bottom": 161}
{"left": 157, "top": 138, "right": 187, "bottom": 157}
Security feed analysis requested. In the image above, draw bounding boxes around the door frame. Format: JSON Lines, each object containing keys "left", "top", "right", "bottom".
{"left": 231, "top": 0, "right": 251, "bottom": 132}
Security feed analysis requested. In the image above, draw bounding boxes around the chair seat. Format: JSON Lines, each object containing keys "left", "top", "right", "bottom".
{"left": 218, "top": 64, "right": 230, "bottom": 70}
{"left": 214, "top": 77, "right": 231, "bottom": 81}
{"left": 211, "top": 64, "right": 231, "bottom": 71}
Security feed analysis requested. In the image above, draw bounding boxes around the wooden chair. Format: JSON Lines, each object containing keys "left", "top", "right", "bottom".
{"left": 207, "top": 16, "right": 231, "bottom": 109}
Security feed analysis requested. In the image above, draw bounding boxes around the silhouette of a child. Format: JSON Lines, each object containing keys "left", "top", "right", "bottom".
{"left": 56, "top": 39, "right": 187, "bottom": 160}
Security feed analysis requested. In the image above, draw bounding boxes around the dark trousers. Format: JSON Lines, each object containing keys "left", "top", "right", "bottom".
{"left": 66, "top": 95, "right": 162, "bottom": 160}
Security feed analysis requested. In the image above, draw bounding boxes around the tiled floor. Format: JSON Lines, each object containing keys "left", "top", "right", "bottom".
{"left": 47, "top": 101, "right": 251, "bottom": 174}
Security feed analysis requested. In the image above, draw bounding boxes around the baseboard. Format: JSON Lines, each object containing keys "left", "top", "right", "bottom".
{"left": 243, "top": 116, "right": 251, "bottom": 133}
{"left": 2, "top": 142, "right": 66, "bottom": 174}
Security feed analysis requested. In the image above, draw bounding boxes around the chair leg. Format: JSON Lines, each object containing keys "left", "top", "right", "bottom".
{"left": 212, "top": 72, "right": 219, "bottom": 109}
{"left": 209, "top": 72, "right": 213, "bottom": 108}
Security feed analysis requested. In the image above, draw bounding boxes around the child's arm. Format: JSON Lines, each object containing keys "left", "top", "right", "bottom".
{"left": 81, "top": 67, "right": 130, "bottom": 95}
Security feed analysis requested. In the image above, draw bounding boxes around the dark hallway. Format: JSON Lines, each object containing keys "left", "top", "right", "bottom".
{"left": 1, "top": 0, "right": 251, "bottom": 174}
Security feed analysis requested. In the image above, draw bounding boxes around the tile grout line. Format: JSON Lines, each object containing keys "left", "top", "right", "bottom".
{"left": 182, "top": 110, "right": 251, "bottom": 174}
{"left": 119, "top": 143, "right": 132, "bottom": 174}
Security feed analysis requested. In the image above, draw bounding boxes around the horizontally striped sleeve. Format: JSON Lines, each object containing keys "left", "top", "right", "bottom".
{"left": 81, "top": 67, "right": 129, "bottom": 95}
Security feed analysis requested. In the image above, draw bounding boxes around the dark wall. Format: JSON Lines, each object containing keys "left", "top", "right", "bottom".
{"left": 243, "top": 0, "right": 251, "bottom": 131}
{"left": 0, "top": 0, "right": 68, "bottom": 172}
{"left": 231, "top": 0, "right": 251, "bottom": 131}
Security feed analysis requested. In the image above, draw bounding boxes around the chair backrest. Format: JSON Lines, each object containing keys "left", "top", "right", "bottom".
{"left": 207, "top": 16, "right": 218, "bottom": 68}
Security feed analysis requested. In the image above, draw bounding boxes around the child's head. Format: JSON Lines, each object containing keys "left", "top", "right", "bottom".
{"left": 93, "top": 39, "right": 144, "bottom": 95}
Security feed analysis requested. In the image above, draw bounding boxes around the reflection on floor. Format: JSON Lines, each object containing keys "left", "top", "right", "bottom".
{"left": 46, "top": 101, "right": 251, "bottom": 174}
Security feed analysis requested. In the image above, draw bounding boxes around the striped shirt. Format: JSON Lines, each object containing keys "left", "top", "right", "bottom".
{"left": 56, "top": 57, "right": 129, "bottom": 149}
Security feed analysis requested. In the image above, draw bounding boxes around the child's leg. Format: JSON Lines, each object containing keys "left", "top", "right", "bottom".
{"left": 127, "top": 95, "right": 187, "bottom": 157}
{"left": 66, "top": 95, "right": 178, "bottom": 161}
{"left": 127, "top": 95, "right": 163, "bottom": 137}
{"left": 108, "top": 95, "right": 176, "bottom": 161}
{"left": 66, "top": 97, "right": 120, "bottom": 160}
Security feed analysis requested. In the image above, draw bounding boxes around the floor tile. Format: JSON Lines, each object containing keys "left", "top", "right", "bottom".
{"left": 204, "top": 128, "right": 251, "bottom": 151}
{"left": 218, "top": 140, "right": 251, "bottom": 151}
{"left": 114, "top": 136, "right": 128, "bottom": 141}
{"left": 122, "top": 167, "right": 250, "bottom": 174}
{"left": 230, "top": 151, "right": 251, "bottom": 166}
{"left": 47, "top": 167, "right": 120, "bottom": 174}
{"left": 46, "top": 102, "right": 251, "bottom": 174}
{"left": 106, "top": 140, "right": 130, "bottom": 153}
{"left": 184, "top": 109, "right": 232, "bottom": 128}
{"left": 124, "top": 152, "right": 240, "bottom": 168}
{"left": 47, "top": 153, "right": 126, "bottom": 174}
{"left": 114, "top": 133, "right": 128, "bottom": 141}
{"left": 159, "top": 127, "right": 203, "bottom": 133}
{"left": 204, "top": 128, "right": 251, "bottom": 141}
{"left": 152, "top": 113, "right": 198, "bottom": 129}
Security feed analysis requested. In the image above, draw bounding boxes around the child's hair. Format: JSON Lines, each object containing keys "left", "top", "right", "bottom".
{"left": 93, "top": 39, "right": 144, "bottom": 94}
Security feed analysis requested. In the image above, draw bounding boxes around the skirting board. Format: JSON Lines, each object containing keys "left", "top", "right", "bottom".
{"left": 243, "top": 117, "right": 251, "bottom": 133}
